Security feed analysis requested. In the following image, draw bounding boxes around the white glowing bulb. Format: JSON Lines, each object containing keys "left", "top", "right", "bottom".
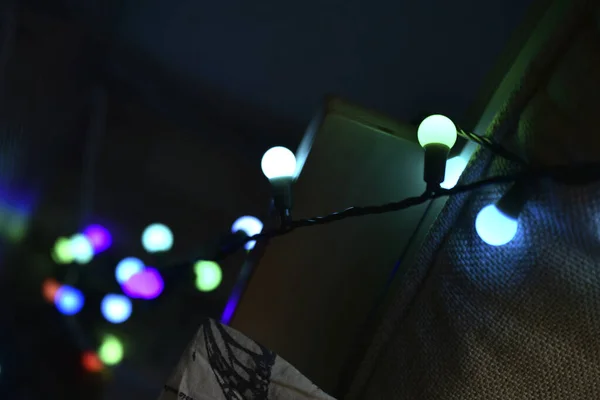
{"left": 417, "top": 114, "right": 457, "bottom": 148}
{"left": 141, "top": 223, "right": 173, "bottom": 253}
{"left": 101, "top": 294, "right": 132, "bottom": 324}
{"left": 261, "top": 146, "right": 297, "bottom": 180}
{"left": 231, "top": 216, "right": 263, "bottom": 250}
{"left": 475, "top": 204, "right": 518, "bottom": 246}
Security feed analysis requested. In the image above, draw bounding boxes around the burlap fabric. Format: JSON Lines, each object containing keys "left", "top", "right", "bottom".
{"left": 347, "top": 1, "right": 600, "bottom": 399}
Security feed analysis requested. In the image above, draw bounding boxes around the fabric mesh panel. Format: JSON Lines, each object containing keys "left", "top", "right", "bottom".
{"left": 347, "top": 0, "right": 600, "bottom": 398}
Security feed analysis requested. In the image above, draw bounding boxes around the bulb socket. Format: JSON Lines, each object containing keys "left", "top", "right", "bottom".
{"left": 423, "top": 143, "right": 450, "bottom": 189}
{"left": 269, "top": 176, "right": 293, "bottom": 212}
{"left": 496, "top": 180, "right": 532, "bottom": 219}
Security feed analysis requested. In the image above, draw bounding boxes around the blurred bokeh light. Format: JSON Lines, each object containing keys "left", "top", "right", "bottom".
{"left": 231, "top": 215, "right": 263, "bottom": 250}
{"left": 83, "top": 224, "right": 112, "bottom": 253}
{"left": 141, "top": 223, "right": 173, "bottom": 253}
{"left": 54, "top": 285, "right": 85, "bottom": 316}
{"left": 52, "top": 237, "right": 74, "bottom": 264}
{"left": 101, "top": 294, "right": 133, "bottom": 324}
{"left": 98, "top": 335, "right": 124, "bottom": 366}
{"left": 42, "top": 278, "right": 62, "bottom": 303}
{"left": 69, "top": 234, "right": 94, "bottom": 265}
{"left": 115, "top": 257, "right": 145, "bottom": 285}
{"left": 194, "top": 261, "right": 222, "bottom": 292}
{"left": 122, "top": 268, "right": 164, "bottom": 299}
{"left": 81, "top": 351, "right": 104, "bottom": 373}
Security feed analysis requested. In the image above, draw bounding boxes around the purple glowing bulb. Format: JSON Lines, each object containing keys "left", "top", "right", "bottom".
{"left": 83, "top": 224, "right": 112, "bottom": 253}
{"left": 122, "top": 267, "right": 164, "bottom": 300}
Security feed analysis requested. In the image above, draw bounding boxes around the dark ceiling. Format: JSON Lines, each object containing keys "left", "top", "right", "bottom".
{"left": 30, "top": 0, "right": 534, "bottom": 142}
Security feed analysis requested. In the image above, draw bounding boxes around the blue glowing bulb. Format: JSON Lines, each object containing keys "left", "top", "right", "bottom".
{"left": 141, "top": 223, "right": 173, "bottom": 253}
{"left": 475, "top": 204, "right": 518, "bottom": 246}
{"left": 55, "top": 285, "right": 85, "bottom": 316}
{"left": 101, "top": 294, "right": 132, "bottom": 324}
{"left": 115, "top": 257, "right": 145, "bottom": 285}
{"left": 231, "top": 216, "right": 263, "bottom": 250}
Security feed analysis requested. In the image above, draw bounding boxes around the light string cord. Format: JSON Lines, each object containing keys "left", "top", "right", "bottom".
{"left": 242, "top": 162, "right": 600, "bottom": 247}
{"left": 456, "top": 128, "right": 526, "bottom": 165}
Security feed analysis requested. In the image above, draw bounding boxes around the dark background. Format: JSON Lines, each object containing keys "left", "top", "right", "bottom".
{"left": 0, "top": 0, "right": 534, "bottom": 398}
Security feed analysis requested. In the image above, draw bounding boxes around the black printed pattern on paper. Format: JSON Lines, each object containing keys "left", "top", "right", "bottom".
{"left": 202, "top": 318, "right": 276, "bottom": 400}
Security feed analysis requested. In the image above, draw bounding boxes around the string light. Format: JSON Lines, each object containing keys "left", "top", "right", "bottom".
{"left": 54, "top": 285, "right": 85, "bottom": 316}
{"left": 98, "top": 335, "right": 124, "bottom": 366}
{"left": 42, "top": 278, "right": 61, "bottom": 303}
{"left": 417, "top": 114, "right": 458, "bottom": 190}
{"left": 122, "top": 268, "right": 164, "bottom": 299}
{"left": 83, "top": 224, "right": 112, "bottom": 253}
{"left": 194, "top": 261, "right": 223, "bottom": 292}
{"left": 43, "top": 110, "right": 600, "bottom": 347}
{"left": 475, "top": 204, "right": 518, "bottom": 246}
{"left": 52, "top": 237, "right": 74, "bottom": 264}
{"left": 100, "top": 294, "right": 133, "bottom": 324}
{"left": 82, "top": 351, "right": 103, "bottom": 373}
{"left": 141, "top": 223, "right": 173, "bottom": 253}
{"left": 261, "top": 146, "right": 296, "bottom": 223}
{"left": 115, "top": 257, "right": 145, "bottom": 285}
{"left": 475, "top": 181, "right": 530, "bottom": 246}
{"left": 261, "top": 146, "right": 297, "bottom": 180}
{"left": 231, "top": 216, "right": 263, "bottom": 250}
{"left": 70, "top": 234, "right": 94, "bottom": 265}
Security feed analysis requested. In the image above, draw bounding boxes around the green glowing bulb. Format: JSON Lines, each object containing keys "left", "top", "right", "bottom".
{"left": 52, "top": 237, "right": 74, "bottom": 264}
{"left": 194, "top": 261, "right": 222, "bottom": 292}
{"left": 417, "top": 114, "right": 457, "bottom": 148}
{"left": 98, "top": 335, "right": 124, "bottom": 366}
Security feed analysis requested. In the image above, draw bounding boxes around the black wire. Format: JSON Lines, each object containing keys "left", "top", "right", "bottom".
{"left": 243, "top": 162, "right": 600, "bottom": 247}
{"left": 457, "top": 128, "right": 526, "bottom": 165}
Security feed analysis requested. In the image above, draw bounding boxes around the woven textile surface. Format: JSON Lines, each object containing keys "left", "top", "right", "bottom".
{"left": 347, "top": 1, "right": 600, "bottom": 399}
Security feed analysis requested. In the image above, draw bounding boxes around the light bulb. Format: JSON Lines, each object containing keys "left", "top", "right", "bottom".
{"left": 70, "top": 234, "right": 94, "bottom": 264}
{"left": 231, "top": 216, "right": 263, "bottom": 250}
{"left": 52, "top": 237, "right": 74, "bottom": 264}
{"left": 115, "top": 257, "right": 145, "bottom": 285}
{"left": 98, "top": 335, "right": 124, "bottom": 366}
{"left": 475, "top": 204, "right": 518, "bottom": 246}
{"left": 194, "top": 260, "right": 222, "bottom": 292}
{"left": 261, "top": 146, "right": 297, "bottom": 180}
{"left": 54, "top": 285, "right": 85, "bottom": 315}
{"left": 101, "top": 294, "right": 132, "bottom": 324}
{"left": 417, "top": 114, "right": 457, "bottom": 149}
{"left": 141, "top": 223, "right": 173, "bottom": 253}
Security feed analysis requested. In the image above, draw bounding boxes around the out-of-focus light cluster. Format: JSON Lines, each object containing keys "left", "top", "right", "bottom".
{"left": 194, "top": 261, "right": 222, "bottom": 292}
{"left": 231, "top": 216, "right": 263, "bottom": 250}
{"left": 51, "top": 224, "right": 112, "bottom": 265}
{"left": 46, "top": 218, "right": 254, "bottom": 372}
